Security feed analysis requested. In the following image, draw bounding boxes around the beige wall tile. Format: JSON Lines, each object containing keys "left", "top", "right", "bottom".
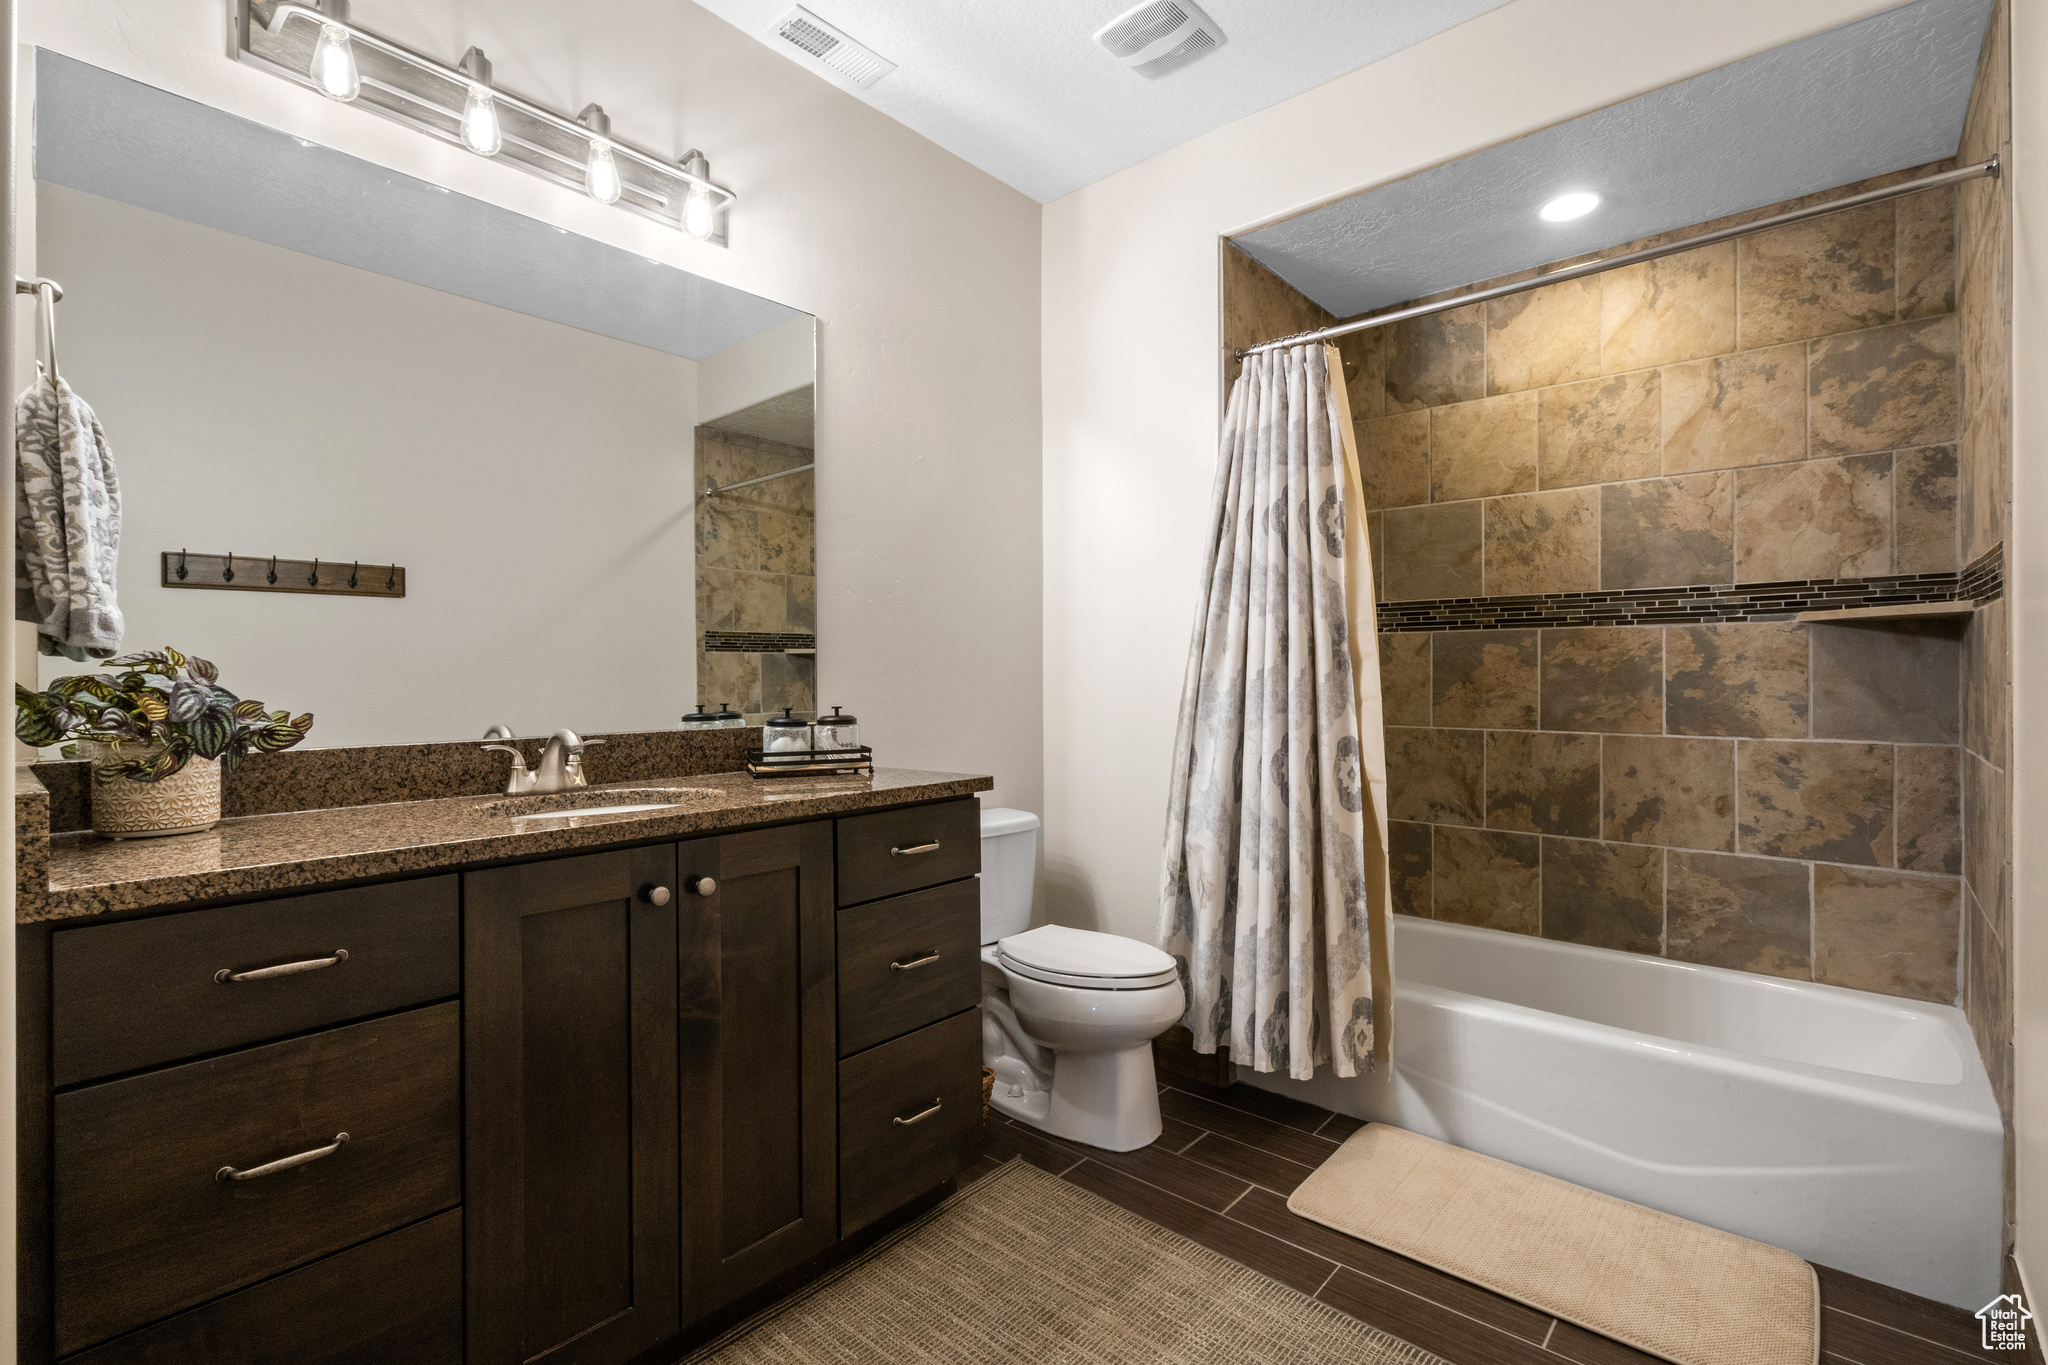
{"left": 1430, "top": 392, "right": 1537, "bottom": 502}
{"left": 786, "top": 575, "right": 817, "bottom": 631}
{"left": 1387, "top": 726, "right": 1483, "bottom": 827}
{"left": 1664, "top": 622, "right": 1809, "bottom": 738}
{"left": 697, "top": 649, "right": 762, "bottom": 715}
{"left": 1541, "top": 627, "right": 1664, "bottom": 733}
{"left": 1897, "top": 185, "right": 1958, "bottom": 321}
{"left": 1964, "top": 594, "right": 2009, "bottom": 765}
{"left": 1335, "top": 327, "right": 1387, "bottom": 422}
{"left": 1600, "top": 242, "right": 1736, "bottom": 373}
{"left": 1809, "top": 315, "right": 1960, "bottom": 457}
{"left": 1600, "top": 473, "right": 1734, "bottom": 590}
{"left": 1813, "top": 864, "right": 1961, "bottom": 1003}
{"left": 1433, "top": 826, "right": 1542, "bottom": 935}
{"left": 1661, "top": 344, "right": 1806, "bottom": 475}
{"left": 1483, "top": 488, "right": 1598, "bottom": 596}
{"left": 698, "top": 567, "right": 788, "bottom": 634}
{"left": 1541, "top": 838, "right": 1663, "bottom": 954}
{"left": 1897, "top": 744, "right": 1963, "bottom": 876}
{"left": 1432, "top": 631, "right": 1538, "bottom": 730}
{"left": 1369, "top": 510, "right": 1385, "bottom": 602}
{"left": 1809, "top": 619, "right": 1961, "bottom": 745}
{"left": 1603, "top": 735, "right": 1736, "bottom": 851}
{"left": 1734, "top": 454, "right": 1892, "bottom": 581}
{"left": 1377, "top": 633, "right": 1432, "bottom": 727}
{"left": 1965, "top": 893, "right": 2012, "bottom": 1115}
{"left": 1537, "top": 371, "right": 1661, "bottom": 489}
{"left": 1357, "top": 410, "right": 1431, "bottom": 510}
{"left": 1390, "top": 820, "right": 1432, "bottom": 917}
{"left": 1485, "top": 731, "right": 1600, "bottom": 838}
{"left": 1964, "top": 747, "right": 2008, "bottom": 931}
{"left": 1736, "top": 202, "right": 1896, "bottom": 348}
{"left": 1382, "top": 502, "right": 1482, "bottom": 601}
{"left": 1894, "top": 445, "right": 1960, "bottom": 574}
{"left": 1738, "top": 739, "right": 1894, "bottom": 867}
{"left": 1667, "top": 851, "right": 1812, "bottom": 979}
{"left": 1385, "top": 304, "right": 1485, "bottom": 412}
{"left": 1486, "top": 278, "right": 1601, "bottom": 394}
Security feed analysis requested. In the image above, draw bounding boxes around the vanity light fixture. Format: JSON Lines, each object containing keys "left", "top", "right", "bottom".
{"left": 1539, "top": 191, "right": 1602, "bottom": 223}
{"left": 457, "top": 48, "right": 502, "bottom": 157}
{"left": 233, "top": 1, "right": 737, "bottom": 246}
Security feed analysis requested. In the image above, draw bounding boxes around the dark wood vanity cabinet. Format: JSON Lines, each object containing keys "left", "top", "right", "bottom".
{"left": 21, "top": 797, "right": 986, "bottom": 1365}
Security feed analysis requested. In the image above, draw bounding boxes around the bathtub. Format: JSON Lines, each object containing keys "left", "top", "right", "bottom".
{"left": 1258, "top": 916, "right": 2004, "bottom": 1308}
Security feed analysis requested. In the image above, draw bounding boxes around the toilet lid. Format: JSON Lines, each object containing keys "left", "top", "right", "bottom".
{"left": 996, "top": 925, "right": 1180, "bottom": 991}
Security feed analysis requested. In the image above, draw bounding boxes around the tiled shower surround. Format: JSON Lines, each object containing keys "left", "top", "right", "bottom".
{"left": 1342, "top": 170, "right": 1981, "bottom": 1008}
{"left": 694, "top": 426, "right": 817, "bottom": 720}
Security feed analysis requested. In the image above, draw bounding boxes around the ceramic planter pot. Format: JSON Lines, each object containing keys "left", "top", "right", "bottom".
{"left": 81, "top": 742, "right": 222, "bottom": 839}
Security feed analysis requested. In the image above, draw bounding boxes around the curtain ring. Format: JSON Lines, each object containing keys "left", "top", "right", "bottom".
{"left": 223, "top": 552, "right": 235, "bottom": 583}
{"left": 307, "top": 558, "right": 320, "bottom": 588}
{"left": 348, "top": 561, "right": 359, "bottom": 589}
{"left": 175, "top": 548, "right": 188, "bottom": 581}
{"left": 266, "top": 555, "right": 278, "bottom": 586}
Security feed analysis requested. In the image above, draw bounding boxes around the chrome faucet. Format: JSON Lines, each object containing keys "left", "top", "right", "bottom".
{"left": 533, "top": 729, "right": 606, "bottom": 794}
{"left": 481, "top": 743, "right": 535, "bottom": 795}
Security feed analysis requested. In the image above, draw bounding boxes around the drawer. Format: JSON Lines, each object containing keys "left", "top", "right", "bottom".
{"left": 838, "top": 1007, "right": 983, "bottom": 1235}
{"left": 835, "top": 799, "right": 979, "bottom": 906}
{"left": 837, "top": 880, "right": 981, "bottom": 1056}
{"left": 55, "top": 1002, "right": 462, "bottom": 1355}
{"left": 53, "top": 876, "right": 459, "bottom": 1087}
{"left": 65, "top": 1209, "right": 462, "bottom": 1365}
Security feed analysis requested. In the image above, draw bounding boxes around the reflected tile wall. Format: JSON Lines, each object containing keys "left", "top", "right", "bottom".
{"left": 694, "top": 427, "right": 816, "bottom": 719}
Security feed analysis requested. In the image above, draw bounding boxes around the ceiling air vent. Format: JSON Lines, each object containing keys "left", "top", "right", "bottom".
{"left": 771, "top": 7, "right": 896, "bottom": 90}
{"left": 1095, "top": 0, "right": 1227, "bottom": 80}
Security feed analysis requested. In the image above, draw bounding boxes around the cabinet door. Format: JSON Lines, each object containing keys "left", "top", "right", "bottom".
{"left": 677, "top": 823, "right": 837, "bottom": 1318}
{"left": 465, "top": 847, "right": 680, "bottom": 1365}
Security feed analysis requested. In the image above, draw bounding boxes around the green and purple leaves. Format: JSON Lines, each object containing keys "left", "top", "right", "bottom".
{"left": 15, "top": 647, "right": 315, "bottom": 784}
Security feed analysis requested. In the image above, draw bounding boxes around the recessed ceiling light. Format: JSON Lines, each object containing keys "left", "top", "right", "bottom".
{"left": 1540, "top": 192, "right": 1601, "bottom": 222}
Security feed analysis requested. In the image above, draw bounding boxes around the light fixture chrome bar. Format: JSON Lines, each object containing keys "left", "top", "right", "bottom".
{"left": 703, "top": 463, "right": 815, "bottom": 498}
{"left": 236, "top": 1, "right": 735, "bottom": 240}
{"left": 1235, "top": 158, "right": 1999, "bottom": 358}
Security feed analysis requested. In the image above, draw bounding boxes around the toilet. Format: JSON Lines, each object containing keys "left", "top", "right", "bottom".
{"left": 978, "top": 808, "right": 1185, "bottom": 1152}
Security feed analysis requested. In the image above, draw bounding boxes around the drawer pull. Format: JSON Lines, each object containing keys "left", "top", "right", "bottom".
{"left": 889, "top": 841, "right": 941, "bottom": 857}
{"left": 215, "top": 1131, "right": 349, "bottom": 1183}
{"left": 214, "top": 949, "right": 349, "bottom": 984}
{"left": 890, "top": 950, "right": 941, "bottom": 972}
{"left": 893, "top": 1099, "right": 943, "bottom": 1127}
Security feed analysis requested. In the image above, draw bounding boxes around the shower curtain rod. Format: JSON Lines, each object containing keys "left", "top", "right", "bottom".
{"left": 702, "top": 462, "right": 814, "bottom": 498}
{"left": 1234, "top": 158, "right": 1999, "bottom": 359}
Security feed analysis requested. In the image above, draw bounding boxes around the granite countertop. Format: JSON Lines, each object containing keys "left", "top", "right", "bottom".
{"left": 19, "top": 767, "right": 993, "bottom": 924}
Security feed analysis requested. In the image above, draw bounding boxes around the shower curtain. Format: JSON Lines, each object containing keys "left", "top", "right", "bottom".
{"left": 1158, "top": 343, "right": 1391, "bottom": 1080}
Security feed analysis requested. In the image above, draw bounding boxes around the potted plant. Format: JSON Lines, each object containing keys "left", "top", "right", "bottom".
{"left": 15, "top": 648, "right": 314, "bottom": 839}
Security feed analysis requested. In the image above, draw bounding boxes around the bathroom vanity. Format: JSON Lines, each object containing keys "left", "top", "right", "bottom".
{"left": 15, "top": 759, "right": 992, "bottom": 1365}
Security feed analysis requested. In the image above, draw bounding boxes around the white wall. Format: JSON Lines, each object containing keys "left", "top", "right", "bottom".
{"left": 1039, "top": 0, "right": 1911, "bottom": 944}
{"left": 35, "top": 184, "right": 697, "bottom": 747}
{"left": 2009, "top": 0, "right": 2046, "bottom": 1305}
{"left": 20, "top": 0, "right": 1043, "bottom": 810}
{"left": 699, "top": 314, "right": 813, "bottom": 427}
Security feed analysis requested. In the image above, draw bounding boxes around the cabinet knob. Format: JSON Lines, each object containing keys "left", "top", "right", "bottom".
{"left": 690, "top": 876, "right": 718, "bottom": 897}
{"left": 641, "top": 885, "right": 672, "bottom": 906}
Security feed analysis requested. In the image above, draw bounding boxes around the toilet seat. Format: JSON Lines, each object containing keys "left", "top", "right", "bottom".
{"left": 995, "top": 925, "right": 1179, "bottom": 991}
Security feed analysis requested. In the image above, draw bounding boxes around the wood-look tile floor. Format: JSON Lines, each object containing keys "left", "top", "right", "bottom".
{"left": 960, "top": 1079, "right": 1999, "bottom": 1365}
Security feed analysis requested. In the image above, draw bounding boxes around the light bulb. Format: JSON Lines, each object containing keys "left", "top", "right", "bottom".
{"left": 585, "top": 140, "right": 622, "bottom": 204}
{"left": 1539, "top": 191, "right": 1601, "bottom": 223}
{"left": 682, "top": 184, "right": 716, "bottom": 239}
{"left": 462, "top": 86, "right": 502, "bottom": 156}
{"left": 311, "top": 23, "right": 360, "bottom": 102}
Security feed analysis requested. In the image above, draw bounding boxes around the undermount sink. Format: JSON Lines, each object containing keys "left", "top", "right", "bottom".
{"left": 478, "top": 788, "right": 723, "bottom": 820}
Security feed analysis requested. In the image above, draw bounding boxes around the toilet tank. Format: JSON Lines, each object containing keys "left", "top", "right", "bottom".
{"left": 979, "top": 807, "right": 1041, "bottom": 945}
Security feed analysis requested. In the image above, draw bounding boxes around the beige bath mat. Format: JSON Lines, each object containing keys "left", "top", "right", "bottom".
{"left": 686, "top": 1158, "right": 1448, "bottom": 1364}
{"left": 1287, "top": 1125, "right": 1819, "bottom": 1365}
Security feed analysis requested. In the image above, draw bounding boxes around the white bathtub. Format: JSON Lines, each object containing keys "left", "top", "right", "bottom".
{"left": 1257, "top": 916, "right": 2004, "bottom": 1308}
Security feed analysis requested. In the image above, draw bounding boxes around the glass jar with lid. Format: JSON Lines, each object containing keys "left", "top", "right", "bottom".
{"left": 680, "top": 704, "right": 721, "bottom": 730}
{"left": 763, "top": 707, "right": 812, "bottom": 754}
{"left": 712, "top": 703, "right": 744, "bottom": 728}
{"left": 815, "top": 706, "right": 860, "bottom": 752}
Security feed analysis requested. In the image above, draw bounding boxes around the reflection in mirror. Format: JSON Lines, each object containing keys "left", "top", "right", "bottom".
{"left": 26, "top": 52, "right": 816, "bottom": 749}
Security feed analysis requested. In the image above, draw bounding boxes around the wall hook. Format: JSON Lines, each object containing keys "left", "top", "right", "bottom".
{"left": 385, "top": 564, "right": 396, "bottom": 591}
{"left": 222, "top": 552, "right": 235, "bottom": 583}
{"left": 348, "top": 561, "right": 359, "bottom": 589}
{"left": 266, "top": 555, "right": 278, "bottom": 585}
{"left": 175, "top": 549, "right": 188, "bottom": 581}
{"left": 307, "top": 558, "right": 320, "bottom": 587}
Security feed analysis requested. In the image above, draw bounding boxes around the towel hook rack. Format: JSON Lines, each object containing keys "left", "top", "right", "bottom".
{"left": 161, "top": 551, "right": 404, "bottom": 598}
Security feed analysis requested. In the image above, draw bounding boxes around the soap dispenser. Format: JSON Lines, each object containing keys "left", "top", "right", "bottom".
{"left": 763, "top": 707, "right": 812, "bottom": 754}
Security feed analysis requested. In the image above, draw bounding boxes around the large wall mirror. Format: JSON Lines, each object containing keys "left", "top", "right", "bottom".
{"left": 24, "top": 51, "right": 816, "bottom": 750}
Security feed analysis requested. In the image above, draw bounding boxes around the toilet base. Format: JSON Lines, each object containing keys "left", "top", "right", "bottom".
{"left": 991, "top": 1042, "right": 1164, "bottom": 1152}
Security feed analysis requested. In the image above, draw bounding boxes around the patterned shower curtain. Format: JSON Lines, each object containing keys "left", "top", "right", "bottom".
{"left": 1158, "top": 343, "right": 1391, "bottom": 1080}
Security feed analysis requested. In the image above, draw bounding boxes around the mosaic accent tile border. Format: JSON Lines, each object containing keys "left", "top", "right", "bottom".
{"left": 1377, "top": 545, "right": 2002, "bottom": 634}
{"left": 704, "top": 631, "right": 817, "bottom": 654}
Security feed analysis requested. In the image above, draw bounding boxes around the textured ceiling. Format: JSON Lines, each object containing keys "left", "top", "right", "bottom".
{"left": 707, "top": 385, "right": 816, "bottom": 449}
{"left": 692, "top": 0, "right": 1511, "bottom": 202}
{"left": 1233, "top": 0, "right": 1992, "bottom": 319}
{"left": 34, "top": 51, "right": 804, "bottom": 360}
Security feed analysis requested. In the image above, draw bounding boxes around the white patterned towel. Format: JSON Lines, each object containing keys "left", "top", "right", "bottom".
{"left": 15, "top": 372, "right": 123, "bottom": 660}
